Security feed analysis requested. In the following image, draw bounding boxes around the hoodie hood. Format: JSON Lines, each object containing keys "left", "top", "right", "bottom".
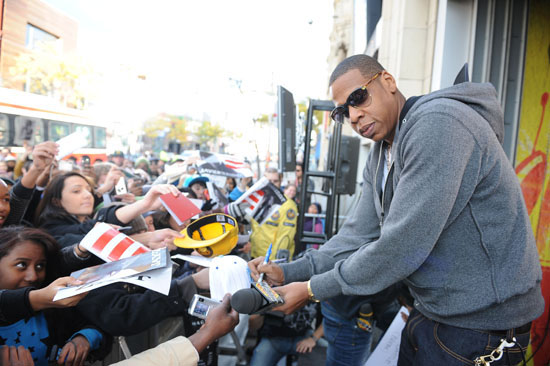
{"left": 405, "top": 82, "right": 504, "bottom": 144}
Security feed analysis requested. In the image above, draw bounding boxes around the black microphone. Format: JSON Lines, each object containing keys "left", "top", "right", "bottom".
{"left": 231, "top": 288, "right": 266, "bottom": 314}
{"left": 230, "top": 281, "right": 284, "bottom": 314}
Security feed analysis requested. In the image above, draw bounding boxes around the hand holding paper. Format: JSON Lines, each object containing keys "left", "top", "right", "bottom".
{"left": 159, "top": 192, "right": 202, "bottom": 225}
{"left": 30, "top": 141, "right": 58, "bottom": 171}
{"left": 54, "top": 248, "right": 172, "bottom": 301}
{"left": 142, "top": 184, "right": 180, "bottom": 211}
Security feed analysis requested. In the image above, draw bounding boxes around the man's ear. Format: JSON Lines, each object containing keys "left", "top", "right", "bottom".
{"left": 381, "top": 71, "right": 398, "bottom": 94}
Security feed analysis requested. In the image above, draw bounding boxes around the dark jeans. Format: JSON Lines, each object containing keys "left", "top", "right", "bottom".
{"left": 398, "top": 309, "right": 530, "bottom": 366}
{"left": 322, "top": 302, "right": 373, "bottom": 366}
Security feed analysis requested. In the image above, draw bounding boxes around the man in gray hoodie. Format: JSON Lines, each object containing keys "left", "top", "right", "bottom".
{"left": 249, "top": 55, "right": 544, "bottom": 365}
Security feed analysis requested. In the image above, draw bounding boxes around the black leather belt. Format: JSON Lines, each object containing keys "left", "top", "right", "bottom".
{"left": 488, "top": 322, "right": 531, "bottom": 336}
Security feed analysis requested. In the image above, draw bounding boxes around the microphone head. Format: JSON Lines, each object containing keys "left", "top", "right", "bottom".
{"left": 231, "top": 287, "right": 265, "bottom": 314}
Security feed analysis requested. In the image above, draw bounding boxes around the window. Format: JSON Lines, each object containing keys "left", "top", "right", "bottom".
{"left": 472, "top": 0, "right": 528, "bottom": 162}
{"left": 48, "top": 121, "right": 71, "bottom": 141}
{"left": 25, "top": 24, "right": 59, "bottom": 50}
{"left": 13, "top": 116, "right": 44, "bottom": 146}
{"left": 0, "top": 114, "right": 9, "bottom": 146}
{"left": 73, "top": 125, "right": 93, "bottom": 148}
{"left": 94, "top": 127, "right": 106, "bottom": 148}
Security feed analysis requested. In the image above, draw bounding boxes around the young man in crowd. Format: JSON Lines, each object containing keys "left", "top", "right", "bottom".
{"left": 250, "top": 54, "right": 543, "bottom": 365}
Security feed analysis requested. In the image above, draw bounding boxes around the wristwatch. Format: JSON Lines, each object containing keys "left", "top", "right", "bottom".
{"left": 307, "top": 280, "right": 320, "bottom": 303}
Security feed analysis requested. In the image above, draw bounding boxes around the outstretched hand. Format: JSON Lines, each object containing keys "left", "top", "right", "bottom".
{"left": 28, "top": 277, "right": 87, "bottom": 312}
{"left": 189, "top": 294, "right": 239, "bottom": 353}
{"left": 141, "top": 184, "right": 180, "bottom": 210}
{"left": 30, "top": 141, "right": 58, "bottom": 171}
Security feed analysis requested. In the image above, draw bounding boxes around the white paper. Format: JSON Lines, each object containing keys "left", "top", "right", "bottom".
{"left": 54, "top": 248, "right": 171, "bottom": 301}
{"left": 115, "top": 176, "right": 127, "bottom": 195}
{"left": 56, "top": 131, "right": 88, "bottom": 160}
{"left": 171, "top": 254, "right": 213, "bottom": 267}
{"left": 208, "top": 255, "right": 251, "bottom": 301}
{"left": 123, "top": 264, "right": 172, "bottom": 295}
{"left": 365, "top": 306, "right": 410, "bottom": 366}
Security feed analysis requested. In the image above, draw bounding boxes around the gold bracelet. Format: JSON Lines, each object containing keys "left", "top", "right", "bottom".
{"left": 307, "top": 280, "right": 319, "bottom": 303}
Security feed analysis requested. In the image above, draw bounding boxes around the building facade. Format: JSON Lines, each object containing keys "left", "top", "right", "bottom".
{"left": 0, "top": 0, "right": 78, "bottom": 90}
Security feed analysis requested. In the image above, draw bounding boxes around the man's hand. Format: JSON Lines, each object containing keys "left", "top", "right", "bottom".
{"left": 28, "top": 277, "right": 87, "bottom": 312}
{"left": 238, "top": 242, "right": 251, "bottom": 254}
{"left": 141, "top": 184, "right": 179, "bottom": 210}
{"left": 272, "top": 281, "right": 309, "bottom": 314}
{"left": 248, "top": 256, "right": 285, "bottom": 286}
{"left": 296, "top": 337, "right": 316, "bottom": 353}
{"left": 30, "top": 141, "right": 58, "bottom": 171}
{"left": 97, "top": 167, "right": 124, "bottom": 194}
{"left": 131, "top": 228, "right": 182, "bottom": 251}
{"left": 1, "top": 345, "right": 34, "bottom": 366}
{"left": 189, "top": 294, "right": 239, "bottom": 353}
{"left": 127, "top": 178, "right": 144, "bottom": 196}
{"left": 57, "top": 336, "right": 90, "bottom": 366}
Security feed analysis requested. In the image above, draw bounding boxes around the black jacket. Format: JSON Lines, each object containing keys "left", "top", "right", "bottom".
{"left": 40, "top": 205, "right": 126, "bottom": 248}
{"left": 75, "top": 276, "right": 198, "bottom": 336}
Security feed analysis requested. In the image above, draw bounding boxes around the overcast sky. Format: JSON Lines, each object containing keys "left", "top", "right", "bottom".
{"left": 43, "top": 0, "right": 334, "bottom": 130}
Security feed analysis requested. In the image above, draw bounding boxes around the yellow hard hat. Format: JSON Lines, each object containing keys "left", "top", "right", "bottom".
{"left": 174, "top": 213, "right": 239, "bottom": 257}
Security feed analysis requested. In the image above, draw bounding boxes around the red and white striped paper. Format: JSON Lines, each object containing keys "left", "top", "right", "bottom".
{"left": 80, "top": 223, "right": 150, "bottom": 262}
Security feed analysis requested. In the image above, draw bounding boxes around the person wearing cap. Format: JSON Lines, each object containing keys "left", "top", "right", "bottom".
{"left": 110, "top": 150, "right": 125, "bottom": 168}
{"left": 184, "top": 175, "right": 217, "bottom": 212}
{"left": 249, "top": 168, "right": 298, "bottom": 260}
{"left": 184, "top": 175, "right": 209, "bottom": 200}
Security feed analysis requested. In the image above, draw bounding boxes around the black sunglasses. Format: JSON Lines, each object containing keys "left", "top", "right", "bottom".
{"left": 330, "top": 72, "right": 382, "bottom": 124}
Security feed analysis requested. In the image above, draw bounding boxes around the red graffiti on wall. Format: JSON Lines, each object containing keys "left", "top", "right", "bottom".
{"left": 515, "top": 91, "right": 550, "bottom": 366}
{"left": 515, "top": 92, "right": 548, "bottom": 216}
{"left": 515, "top": 92, "right": 550, "bottom": 255}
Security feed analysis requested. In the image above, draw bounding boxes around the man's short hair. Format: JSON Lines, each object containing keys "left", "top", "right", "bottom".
{"left": 265, "top": 167, "right": 281, "bottom": 177}
{"left": 329, "top": 54, "right": 385, "bottom": 86}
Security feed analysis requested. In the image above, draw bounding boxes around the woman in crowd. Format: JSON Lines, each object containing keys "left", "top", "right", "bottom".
{"left": 0, "top": 227, "right": 110, "bottom": 366}
{"left": 35, "top": 171, "right": 181, "bottom": 251}
{"left": 224, "top": 177, "right": 237, "bottom": 195}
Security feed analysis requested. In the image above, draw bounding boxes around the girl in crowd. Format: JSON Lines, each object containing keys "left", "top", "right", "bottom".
{"left": 304, "top": 203, "right": 324, "bottom": 250}
{"left": 304, "top": 203, "right": 323, "bottom": 234}
{"left": 35, "top": 171, "right": 181, "bottom": 251}
{"left": 0, "top": 227, "right": 109, "bottom": 366}
{"left": 184, "top": 175, "right": 209, "bottom": 200}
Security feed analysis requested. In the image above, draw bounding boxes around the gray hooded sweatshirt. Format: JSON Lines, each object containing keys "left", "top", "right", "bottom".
{"left": 282, "top": 82, "right": 544, "bottom": 330}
